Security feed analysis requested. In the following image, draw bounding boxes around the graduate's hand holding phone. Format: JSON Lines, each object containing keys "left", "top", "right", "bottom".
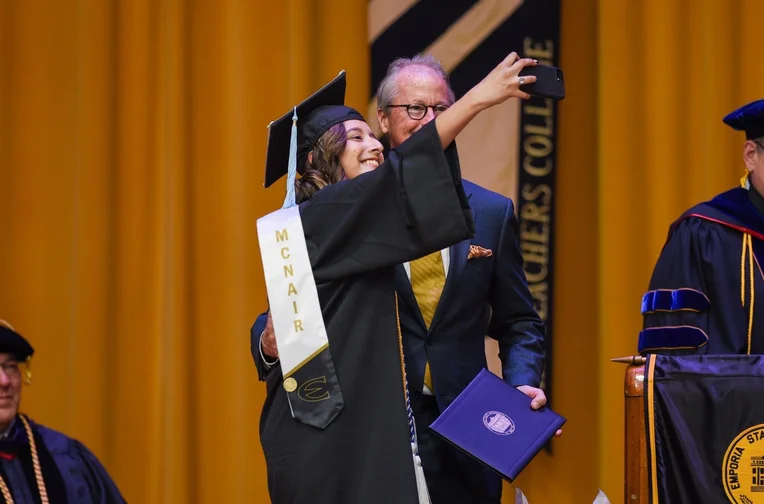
{"left": 470, "top": 52, "right": 538, "bottom": 107}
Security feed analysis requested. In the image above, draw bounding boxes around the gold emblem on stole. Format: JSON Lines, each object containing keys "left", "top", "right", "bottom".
{"left": 283, "top": 377, "right": 297, "bottom": 392}
{"left": 723, "top": 423, "right": 764, "bottom": 503}
{"left": 297, "top": 376, "right": 331, "bottom": 402}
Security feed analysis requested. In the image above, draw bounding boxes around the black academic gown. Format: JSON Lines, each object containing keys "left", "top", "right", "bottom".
{"left": 259, "top": 121, "right": 475, "bottom": 504}
{"left": 640, "top": 186, "right": 764, "bottom": 355}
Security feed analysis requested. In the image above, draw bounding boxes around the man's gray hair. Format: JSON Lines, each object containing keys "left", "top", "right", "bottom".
{"left": 376, "top": 54, "right": 456, "bottom": 109}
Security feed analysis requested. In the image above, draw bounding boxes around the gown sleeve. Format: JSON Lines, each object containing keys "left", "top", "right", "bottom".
{"left": 250, "top": 310, "right": 277, "bottom": 381}
{"left": 71, "top": 439, "right": 127, "bottom": 504}
{"left": 639, "top": 216, "right": 736, "bottom": 354}
{"left": 299, "top": 120, "right": 475, "bottom": 282}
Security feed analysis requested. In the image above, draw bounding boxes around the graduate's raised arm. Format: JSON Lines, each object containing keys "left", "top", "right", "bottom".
{"left": 433, "top": 52, "right": 536, "bottom": 149}
{"left": 300, "top": 53, "right": 538, "bottom": 281}
{"left": 299, "top": 120, "right": 471, "bottom": 281}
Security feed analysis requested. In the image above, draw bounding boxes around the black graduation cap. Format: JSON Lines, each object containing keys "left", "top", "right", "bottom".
{"left": 0, "top": 322, "right": 34, "bottom": 361}
{"left": 723, "top": 99, "right": 764, "bottom": 140}
{"left": 263, "top": 70, "right": 365, "bottom": 197}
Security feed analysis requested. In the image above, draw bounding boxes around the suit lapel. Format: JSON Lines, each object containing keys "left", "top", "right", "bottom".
{"left": 394, "top": 264, "right": 426, "bottom": 329}
{"left": 397, "top": 188, "right": 476, "bottom": 334}
{"left": 429, "top": 204, "right": 478, "bottom": 332}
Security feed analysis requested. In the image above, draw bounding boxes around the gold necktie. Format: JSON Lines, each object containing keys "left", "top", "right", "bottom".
{"left": 410, "top": 251, "right": 445, "bottom": 392}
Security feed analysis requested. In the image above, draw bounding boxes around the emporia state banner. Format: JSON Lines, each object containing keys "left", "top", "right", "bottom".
{"left": 368, "top": 0, "right": 561, "bottom": 444}
{"left": 645, "top": 353, "right": 764, "bottom": 504}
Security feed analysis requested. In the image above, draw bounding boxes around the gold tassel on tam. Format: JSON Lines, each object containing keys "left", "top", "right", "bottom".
{"left": 741, "top": 171, "right": 750, "bottom": 189}
{"left": 22, "top": 357, "right": 32, "bottom": 385}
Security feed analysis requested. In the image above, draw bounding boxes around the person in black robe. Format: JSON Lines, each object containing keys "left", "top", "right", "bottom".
{"left": 256, "top": 54, "right": 539, "bottom": 504}
{"left": 0, "top": 320, "right": 125, "bottom": 503}
{"left": 639, "top": 99, "right": 764, "bottom": 356}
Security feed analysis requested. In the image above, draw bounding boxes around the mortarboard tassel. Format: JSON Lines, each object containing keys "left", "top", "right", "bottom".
{"left": 282, "top": 106, "right": 298, "bottom": 209}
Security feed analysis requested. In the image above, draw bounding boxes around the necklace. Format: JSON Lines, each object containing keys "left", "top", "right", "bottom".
{"left": 0, "top": 415, "right": 49, "bottom": 504}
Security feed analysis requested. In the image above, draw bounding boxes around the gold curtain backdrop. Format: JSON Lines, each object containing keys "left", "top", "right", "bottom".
{"left": 596, "top": 2, "right": 764, "bottom": 503}
{"left": 1, "top": 1, "right": 763, "bottom": 503}
{"left": 0, "top": 1, "right": 367, "bottom": 502}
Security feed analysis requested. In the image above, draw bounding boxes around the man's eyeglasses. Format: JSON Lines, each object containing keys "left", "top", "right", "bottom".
{"left": 0, "top": 361, "right": 20, "bottom": 380}
{"left": 387, "top": 104, "right": 450, "bottom": 120}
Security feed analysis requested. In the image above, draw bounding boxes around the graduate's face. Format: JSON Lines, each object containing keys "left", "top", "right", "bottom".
{"left": 744, "top": 139, "right": 764, "bottom": 192}
{"left": 377, "top": 66, "right": 452, "bottom": 149}
{"left": 339, "top": 120, "right": 384, "bottom": 179}
{"left": 0, "top": 354, "right": 21, "bottom": 430}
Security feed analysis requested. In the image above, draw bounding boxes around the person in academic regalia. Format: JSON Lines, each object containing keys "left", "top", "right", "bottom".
{"left": 0, "top": 320, "right": 125, "bottom": 504}
{"left": 253, "top": 53, "right": 539, "bottom": 504}
{"left": 639, "top": 99, "right": 764, "bottom": 356}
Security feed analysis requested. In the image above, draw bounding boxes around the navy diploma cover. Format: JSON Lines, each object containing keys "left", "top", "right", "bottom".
{"left": 429, "top": 368, "right": 565, "bottom": 481}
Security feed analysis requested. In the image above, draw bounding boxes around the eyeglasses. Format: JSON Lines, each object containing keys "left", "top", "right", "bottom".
{"left": 0, "top": 362, "right": 20, "bottom": 380}
{"left": 756, "top": 140, "right": 764, "bottom": 151}
{"left": 387, "top": 104, "right": 450, "bottom": 120}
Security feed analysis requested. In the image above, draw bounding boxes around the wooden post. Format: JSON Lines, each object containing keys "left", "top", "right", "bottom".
{"left": 624, "top": 363, "right": 648, "bottom": 503}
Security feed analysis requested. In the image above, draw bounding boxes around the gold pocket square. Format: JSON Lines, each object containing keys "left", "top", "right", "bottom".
{"left": 468, "top": 245, "right": 493, "bottom": 259}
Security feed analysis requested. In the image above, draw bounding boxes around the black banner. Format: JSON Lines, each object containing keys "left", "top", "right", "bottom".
{"left": 514, "top": 2, "right": 561, "bottom": 434}
{"left": 645, "top": 354, "right": 764, "bottom": 504}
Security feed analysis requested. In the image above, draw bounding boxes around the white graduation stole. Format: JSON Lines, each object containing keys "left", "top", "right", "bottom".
{"left": 257, "top": 205, "right": 344, "bottom": 429}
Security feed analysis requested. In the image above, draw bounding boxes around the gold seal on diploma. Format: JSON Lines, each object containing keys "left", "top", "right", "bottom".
{"left": 283, "top": 377, "right": 297, "bottom": 392}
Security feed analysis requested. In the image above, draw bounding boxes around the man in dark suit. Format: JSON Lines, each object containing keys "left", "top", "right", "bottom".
{"left": 251, "top": 54, "right": 551, "bottom": 504}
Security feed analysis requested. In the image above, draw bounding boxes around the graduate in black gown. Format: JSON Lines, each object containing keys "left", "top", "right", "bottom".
{"left": 639, "top": 99, "right": 764, "bottom": 356}
{"left": 255, "top": 54, "right": 539, "bottom": 504}
{"left": 0, "top": 320, "right": 125, "bottom": 504}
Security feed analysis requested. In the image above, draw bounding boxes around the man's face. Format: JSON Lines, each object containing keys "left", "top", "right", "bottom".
{"left": 745, "top": 138, "right": 764, "bottom": 194}
{"left": 0, "top": 353, "right": 21, "bottom": 431}
{"left": 377, "top": 65, "right": 452, "bottom": 149}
